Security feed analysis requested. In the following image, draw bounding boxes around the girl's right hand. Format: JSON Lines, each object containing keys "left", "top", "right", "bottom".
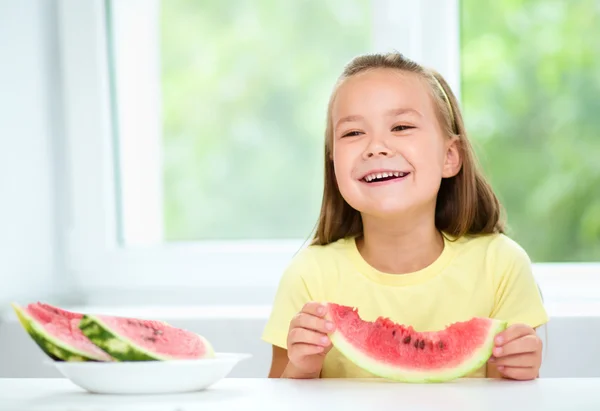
{"left": 284, "top": 302, "right": 335, "bottom": 378}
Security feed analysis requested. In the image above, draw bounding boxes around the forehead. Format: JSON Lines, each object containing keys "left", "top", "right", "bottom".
{"left": 332, "top": 68, "right": 435, "bottom": 120}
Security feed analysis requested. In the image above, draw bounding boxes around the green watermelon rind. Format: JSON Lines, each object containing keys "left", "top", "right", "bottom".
{"left": 11, "top": 303, "right": 108, "bottom": 362}
{"left": 79, "top": 314, "right": 215, "bottom": 362}
{"left": 327, "top": 311, "right": 507, "bottom": 383}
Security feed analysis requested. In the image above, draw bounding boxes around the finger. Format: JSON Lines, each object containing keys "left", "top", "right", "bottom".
{"left": 497, "top": 366, "right": 537, "bottom": 381}
{"left": 493, "top": 335, "right": 541, "bottom": 357}
{"left": 290, "top": 312, "right": 334, "bottom": 334}
{"left": 301, "top": 302, "right": 328, "bottom": 318}
{"left": 289, "top": 328, "right": 331, "bottom": 347}
{"left": 288, "top": 343, "right": 324, "bottom": 360}
{"left": 489, "top": 353, "right": 538, "bottom": 368}
{"left": 495, "top": 324, "right": 535, "bottom": 346}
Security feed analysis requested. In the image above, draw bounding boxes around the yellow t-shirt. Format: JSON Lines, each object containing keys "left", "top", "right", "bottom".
{"left": 261, "top": 232, "right": 548, "bottom": 379}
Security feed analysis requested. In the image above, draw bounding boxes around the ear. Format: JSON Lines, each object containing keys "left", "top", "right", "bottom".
{"left": 442, "top": 137, "right": 462, "bottom": 178}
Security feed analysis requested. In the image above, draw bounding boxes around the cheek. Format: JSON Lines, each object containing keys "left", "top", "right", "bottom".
{"left": 404, "top": 138, "right": 446, "bottom": 197}
{"left": 332, "top": 146, "right": 361, "bottom": 201}
{"left": 411, "top": 138, "right": 446, "bottom": 175}
{"left": 332, "top": 151, "right": 352, "bottom": 188}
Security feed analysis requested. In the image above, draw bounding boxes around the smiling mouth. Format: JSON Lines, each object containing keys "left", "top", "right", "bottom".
{"left": 361, "top": 171, "right": 410, "bottom": 184}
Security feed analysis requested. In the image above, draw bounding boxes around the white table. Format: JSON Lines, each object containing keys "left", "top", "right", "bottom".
{"left": 1, "top": 377, "right": 599, "bottom": 411}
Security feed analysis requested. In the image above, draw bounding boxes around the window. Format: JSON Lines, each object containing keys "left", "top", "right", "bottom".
{"left": 59, "top": 0, "right": 597, "bottom": 303}
{"left": 460, "top": 0, "right": 600, "bottom": 263}
{"left": 109, "top": 0, "right": 373, "bottom": 245}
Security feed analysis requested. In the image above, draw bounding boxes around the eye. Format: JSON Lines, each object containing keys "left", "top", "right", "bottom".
{"left": 392, "top": 125, "right": 414, "bottom": 132}
{"left": 341, "top": 130, "right": 363, "bottom": 138}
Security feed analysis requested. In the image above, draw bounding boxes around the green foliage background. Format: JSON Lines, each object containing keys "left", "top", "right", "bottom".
{"left": 461, "top": 0, "right": 600, "bottom": 261}
{"left": 159, "top": 0, "right": 599, "bottom": 262}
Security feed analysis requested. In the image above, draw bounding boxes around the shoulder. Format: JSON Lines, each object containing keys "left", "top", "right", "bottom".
{"left": 455, "top": 233, "right": 537, "bottom": 300}
{"left": 292, "top": 236, "right": 355, "bottom": 263}
{"left": 281, "top": 237, "right": 355, "bottom": 283}
{"left": 484, "top": 233, "right": 532, "bottom": 272}
{"left": 449, "top": 232, "right": 530, "bottom": 266}
{"left": 262, "top": 239, "right": 354, "bottom": 348}
{"left": 446, "top": 232, "right": 533, "bottom": 288}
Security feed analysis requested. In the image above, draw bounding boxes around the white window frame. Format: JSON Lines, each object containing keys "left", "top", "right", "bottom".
{"left": 57, "top": 0, "right": 599, "bottom": 302}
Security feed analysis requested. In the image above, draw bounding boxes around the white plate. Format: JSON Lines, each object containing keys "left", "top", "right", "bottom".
{"left": 46, "top": 353, "right": 252, "bottom": 395}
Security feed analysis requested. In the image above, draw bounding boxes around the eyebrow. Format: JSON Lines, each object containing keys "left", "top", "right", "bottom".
{"left": 335, "top": 108, "right": 422, "bottom": 131}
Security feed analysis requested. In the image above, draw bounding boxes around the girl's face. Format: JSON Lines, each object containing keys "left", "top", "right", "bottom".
{"left": 331, "top": 68, "right": 461, "bottom": 219}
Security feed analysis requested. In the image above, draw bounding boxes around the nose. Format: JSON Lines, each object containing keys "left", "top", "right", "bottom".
{"left": 363, "top": 137, "right": 392, "bottom": 159}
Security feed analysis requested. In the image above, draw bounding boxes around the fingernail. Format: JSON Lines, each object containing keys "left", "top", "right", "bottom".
{"left": 495, "top": 336, "right": 504, "bottom": 345}
{"left": 497, "top": 366, "right": 505, "bottom": 371}
{"left": 326, "top": 321, "right": 334, "bottom": 331}
{"left": 317, "top": 306, "right": 325, "bottom": 315}
{"left": 488, "top": 357, "right": 495, "bottom": 363}
{"left": 321, "top": 336, "right": 330, "bottom": 345}
{"left": 494, "top": 347, "right": 503, "bottom": 356}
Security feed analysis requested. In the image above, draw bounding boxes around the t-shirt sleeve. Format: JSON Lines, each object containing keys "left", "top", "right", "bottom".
{"left": 489, "top": 235, "right": 549, "bottom": 329}
{"left": 261, "top": 248, "right": 320, "bottom": 349}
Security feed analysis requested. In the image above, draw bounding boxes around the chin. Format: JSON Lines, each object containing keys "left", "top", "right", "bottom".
{"left": 354, "top": 203, "right": 415, "bottom": 219}
{"left": 350, "top": 195, "right": 437, "bottom": 219}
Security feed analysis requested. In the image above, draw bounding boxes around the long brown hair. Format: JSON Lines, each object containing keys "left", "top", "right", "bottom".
{"left": 311, "top": 52, "right": 504, "bottom": 246}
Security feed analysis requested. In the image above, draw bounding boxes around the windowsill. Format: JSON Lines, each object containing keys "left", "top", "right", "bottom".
{"left": 3, "top": 301, "right": 600, "bottom": 324}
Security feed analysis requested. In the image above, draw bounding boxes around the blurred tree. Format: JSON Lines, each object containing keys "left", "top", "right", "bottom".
{"left": 461, "top": 0, "right": 600, "bottom": 262}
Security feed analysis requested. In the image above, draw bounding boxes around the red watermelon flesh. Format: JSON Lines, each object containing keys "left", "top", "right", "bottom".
{"left": 95, "top": 315, "right": 211, "bottom": 360}
{"left": 326, "top": 303, "right": 507, "bottom": 382}
{"left": 14, "top": 302, "right": 216, "bottom": 362}
{"left": 14, "top": 303, "right": 112, "bottom": 361}
{"left": 34, "top": 302, "right": 82, "bottom": 320}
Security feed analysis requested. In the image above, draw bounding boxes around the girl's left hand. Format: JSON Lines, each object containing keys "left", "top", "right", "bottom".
{"left": 488, "top": 324, "right": 543, "bottom": 380}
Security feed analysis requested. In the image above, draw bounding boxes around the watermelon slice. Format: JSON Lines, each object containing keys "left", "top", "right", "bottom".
{"left": 11, "top": 302, "right": 113, "bottom": 362}
{"left": 79, "top": 314, "right": 215, "bottom": 361}
{"left": 325, "top": 303, "right": 507, "bottom": 382}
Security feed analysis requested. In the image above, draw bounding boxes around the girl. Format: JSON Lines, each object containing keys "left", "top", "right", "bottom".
{"left": 262, "top": 52, "right": 547, "bottom": 381}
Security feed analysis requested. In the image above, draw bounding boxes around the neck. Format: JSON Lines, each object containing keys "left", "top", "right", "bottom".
{"left": 357, "top": 212, "right": 444, "bottom": 275}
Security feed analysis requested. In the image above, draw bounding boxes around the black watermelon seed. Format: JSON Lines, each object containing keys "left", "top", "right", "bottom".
{"left": 420, "top": 340, "right": 425, "bottom": 349}
{"left": 438, "top": 341, "right": 445, "bottom": 350}
{"left": 144, "top": 336, "right": 157, "bottom": 343}
{"left": 153, "top": 329, "right": 163, "bottom": 336}
{"left": 403, "top": 336, "right": 411, "bottom": 344}
{"left": 414, "top": 340, "right": 420, "bottom": 349}
{"left": 392, "top": 330, "right": 396, "bottom": 337}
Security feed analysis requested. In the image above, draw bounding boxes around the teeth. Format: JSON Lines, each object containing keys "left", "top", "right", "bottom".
{"left": 363, "top": 171, "right": 409, "bottom": 182}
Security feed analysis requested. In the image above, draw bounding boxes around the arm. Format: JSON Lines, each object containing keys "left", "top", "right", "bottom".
{"left": 486, "top": 362, "right": 503, "bottom": 379}
{"left": 486, "top": 326, "right": 541, "bottom": 379}
{"left": 268, "top": 346, "right": 288, "bottom": 378}
{"left": 486, "top": 236, "right": 548, "bottom": 380}
{"left": 486, "top": 325, "right": 543, "bottom": 380}
{"left": 268, "top": 345, "right": 322, "bottom": 379}
{"left": 262, "top": 249, "right": 327, "bottom": 378}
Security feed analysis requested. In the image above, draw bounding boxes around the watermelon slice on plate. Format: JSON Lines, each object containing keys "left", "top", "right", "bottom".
{"left": 325, "top": 303, "right": 507, "bottom": 383}
{"left": 79, "top": 314, "right": 215, "bottom": 361}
